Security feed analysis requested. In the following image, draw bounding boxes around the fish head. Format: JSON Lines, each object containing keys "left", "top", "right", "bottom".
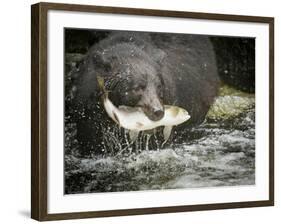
{"left": 177, "top": 108, "right": 191, "bottom": 122}
{"left": 167, "top": 106, "right": 190, "bottom": 123}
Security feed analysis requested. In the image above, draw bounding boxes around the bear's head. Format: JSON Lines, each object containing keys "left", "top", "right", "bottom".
{"left": 93, "top": 42, "right": 166, "bottom": 121}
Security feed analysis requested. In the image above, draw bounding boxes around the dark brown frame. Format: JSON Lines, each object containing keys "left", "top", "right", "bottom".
{"left": 31, "top": 2, "right": 274, "bottom": 221}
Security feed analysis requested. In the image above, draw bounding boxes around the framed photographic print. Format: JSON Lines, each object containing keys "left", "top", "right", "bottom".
{"left": 31, "top": 2, "right": 274, "bottom": 221}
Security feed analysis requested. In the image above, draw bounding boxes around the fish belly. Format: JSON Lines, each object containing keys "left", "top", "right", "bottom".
{"left": 118, "top": 112, "right": 156, "bottom": 131}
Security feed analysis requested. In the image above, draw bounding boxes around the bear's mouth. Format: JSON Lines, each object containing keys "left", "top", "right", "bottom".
{"left": 141, "top": 106, "right": 165, "bottom": 121}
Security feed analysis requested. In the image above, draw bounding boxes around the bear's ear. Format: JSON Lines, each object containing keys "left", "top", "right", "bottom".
{"left": 92, "top": 52, "right": 112, "bottom": 73}
{"left": 151, "top": 48, "right": 166, "bottom": 64}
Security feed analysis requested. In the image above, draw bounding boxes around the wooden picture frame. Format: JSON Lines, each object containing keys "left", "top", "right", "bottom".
{"left": 31, "top": 2, "right": 274, "bottom": 221}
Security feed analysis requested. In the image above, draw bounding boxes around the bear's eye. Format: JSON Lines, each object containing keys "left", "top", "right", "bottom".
{"left": 158, "top": 91, "right": 164, "bottom": 100}
{"left": 156, "top": 82, "right": 163, "bottom": 89}
{"left": 133, "top": 84, "right": 146, "bottom": 91}
{"left": 123, "top": 93, "right": 141, "bottom": 106}
{"left": 157, "top": 85, "right": 164, "bottom": 99}
{"left": 124, "top": 89, "right": 140, "bottom": 96}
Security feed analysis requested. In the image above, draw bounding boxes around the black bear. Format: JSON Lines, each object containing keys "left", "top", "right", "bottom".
{"left": 68, "top": 30, "right": 252, "bottom": 156}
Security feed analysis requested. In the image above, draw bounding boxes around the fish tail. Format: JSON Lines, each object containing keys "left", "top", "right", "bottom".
{"left": 96, "top": 76, "right": 108, "bottom": 98}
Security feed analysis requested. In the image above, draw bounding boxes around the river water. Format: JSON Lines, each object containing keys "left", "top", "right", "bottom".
{"left": 65, "top": 85, "right": 255, "bottom": 194}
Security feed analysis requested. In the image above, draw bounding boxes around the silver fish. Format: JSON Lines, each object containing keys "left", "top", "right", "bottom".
{"left": 97, "top": 76, "right": 190, "bottom": 142}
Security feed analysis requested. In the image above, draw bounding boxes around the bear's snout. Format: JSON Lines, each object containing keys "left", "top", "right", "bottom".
{"left": 138, "top": 86, "right": 164, "bottom": 121}
{"left": 142, "top": 104, "right": 164, "bottom": 121}
{"left": 153, "top": 109, "right": 165, "bottom": 120}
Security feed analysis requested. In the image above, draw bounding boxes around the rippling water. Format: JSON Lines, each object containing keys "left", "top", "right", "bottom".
{"left": 65, "top": 86, "right": 255, "bottom": 194}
